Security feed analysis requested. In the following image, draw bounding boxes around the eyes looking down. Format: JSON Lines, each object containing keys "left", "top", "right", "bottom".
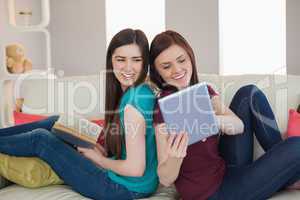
{"left": 154, "top": 45, "right": 193, "bottom": 90}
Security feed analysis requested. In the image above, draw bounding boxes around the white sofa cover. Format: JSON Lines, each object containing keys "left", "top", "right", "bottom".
{"left": 0, "top": 74, "right": 300, "bottom": 200}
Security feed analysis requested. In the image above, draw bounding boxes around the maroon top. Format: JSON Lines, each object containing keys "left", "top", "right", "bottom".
{"left": 153, "top": 85, "right": 226, "bottom": 200}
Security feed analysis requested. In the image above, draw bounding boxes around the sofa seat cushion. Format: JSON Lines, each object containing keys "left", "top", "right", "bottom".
{"left": 269, "top": 190, "right": 300, "bottom": 200}
{"left": 142, "top": 185, "right": 180, "bottom": 200}
{"left": 0, "top": 185, "right": 90, "bottom": 200}
{"left": 1, "top": 184, "right": 300, "bottom": 200}
{"left": 0, "top": 184, "right": 179, "bottom": 200}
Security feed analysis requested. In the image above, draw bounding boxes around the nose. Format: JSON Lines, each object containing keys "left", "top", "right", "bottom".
{"left": 123, "top": 60, "right": 132, "bottom": 71}
{"left": 172, "top": 63, "right": 182, "bottom": 74}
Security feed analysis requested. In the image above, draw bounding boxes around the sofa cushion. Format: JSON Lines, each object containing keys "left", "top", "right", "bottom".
{"left": 13, "top": 111, "right": 48, "bottom": 125}
{"left": 1, "top": 184, "right": 300, "bottom": 200}
{"left": 0, "top": 184, "right": 179, "bottom": 200}
{"left": 0, "top": 185, "right": 90, "bottom": 200}
{"left": 287, "top": 109, "right": 300, "bottom": 137}
{"left": 0, "top": 153, "right": 63, "bottom": 188}
{"left": 268, "top": 190, "right": 300, "bottom": 200}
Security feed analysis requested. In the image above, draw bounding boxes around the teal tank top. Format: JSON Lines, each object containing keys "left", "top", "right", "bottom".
{"left": 107, "top": 84, "right": 158, "bottom": 194}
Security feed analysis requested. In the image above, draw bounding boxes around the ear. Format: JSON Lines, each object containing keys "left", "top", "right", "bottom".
{"left": 24, "top": 59, "right": 32, "bottom": 71}
{"left": 6, "top": 57, "right": 14, "bottom": 68}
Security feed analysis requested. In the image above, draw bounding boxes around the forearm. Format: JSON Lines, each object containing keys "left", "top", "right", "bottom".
{"left": 99, "top": 157, "right": 145, "bottom": 177}
{"left": 216, "top": 115, "right": 244, "bottom": 135}
{"left": 157, "top": 157, "right": 183, "bottom": 187}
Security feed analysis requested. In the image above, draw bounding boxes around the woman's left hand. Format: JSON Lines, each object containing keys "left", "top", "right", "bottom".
{"left": 77, "top": 144, "right": 107, "bottom": 168}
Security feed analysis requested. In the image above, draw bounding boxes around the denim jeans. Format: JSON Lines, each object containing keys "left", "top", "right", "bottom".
{"left": 208, "top": 84, "right": 300, "bottom": 200}
{"left": 0, "top": 116, "right": 150, "bottom": 200}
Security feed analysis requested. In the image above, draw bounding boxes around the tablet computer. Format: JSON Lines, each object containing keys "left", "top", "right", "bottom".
{"left": 158, "top": 82, "right": 219, "bottom": 145}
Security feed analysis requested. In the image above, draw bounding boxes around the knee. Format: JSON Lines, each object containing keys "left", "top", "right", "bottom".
{"left": 237, "top": 84, "right": 259, "bottom": 96}
{"left": 30, "top": 128, "right": 56, "bottom": 144}
{"left": 30, "top": 128, "right": 60, "bottom": 155}
{"left": 233, "top": 84, "right": 264, "bottom": 101}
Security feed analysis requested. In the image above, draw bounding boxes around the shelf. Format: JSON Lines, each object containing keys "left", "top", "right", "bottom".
{"left": 0, "top": 69, "right": 57, "bottom": 80}
{"left": 7, "top": 26, "right": 51, "bottom": 33}
{"left": 0, "top": 0, "right": 52, "bottom": 128}
{"left": 1, "top": 31, "right": 51, "bottom": 77}
{"left": 7, "top": 0, "right": 50, "bottom": 29}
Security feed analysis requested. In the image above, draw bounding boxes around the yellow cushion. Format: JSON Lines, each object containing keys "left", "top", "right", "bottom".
{"left": 0, "top": 153, "right": 63, "bottom": 188}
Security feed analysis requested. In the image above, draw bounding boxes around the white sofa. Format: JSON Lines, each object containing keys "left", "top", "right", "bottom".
{"left": 0, "top": 74, "right": 300, "bottom": 200}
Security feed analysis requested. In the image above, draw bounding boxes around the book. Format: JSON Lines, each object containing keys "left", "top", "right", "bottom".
{"left": 51, "top": 114, "right": 103, "bottom": 148}
{"left": 158, "top": 82, "right": 219, "bottom": 145}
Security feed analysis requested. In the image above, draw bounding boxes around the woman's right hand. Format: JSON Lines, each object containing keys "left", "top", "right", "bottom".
{"left": 155, "top": 125, "right": 189, "bottom": 186}
{"left": 166, "top": 132, "right": 189, "bottom": 159}
{"left": 77, "top": 144, "right": 108, "bottom": 168}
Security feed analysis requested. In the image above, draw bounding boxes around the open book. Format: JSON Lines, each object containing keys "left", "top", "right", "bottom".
{"left": 51, "top": 115, "right": 103, "bottom": 148}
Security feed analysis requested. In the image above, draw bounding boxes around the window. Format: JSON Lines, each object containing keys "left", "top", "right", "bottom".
{"left": 219, "top": 0, "right": 286, "bottom": 75}
{"left": 105, "top": 0, "right": 165, "bottom": 46}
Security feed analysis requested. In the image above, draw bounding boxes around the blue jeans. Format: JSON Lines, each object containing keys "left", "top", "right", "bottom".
{"left": 209, "top": 85, "right": 300, "bottom": 200}
{"left": 0, "top": 116, "right": 150, "bottom": 200}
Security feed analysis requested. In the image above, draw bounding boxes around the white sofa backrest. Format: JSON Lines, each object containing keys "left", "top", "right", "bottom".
{"left": 1, "top": 74, "right": 300, "bottom": 133}
{"left": 198, "top": 74, "right": 300, "bottom": 159}
{"left": 0, "top": 75, "right": 106, "bottom": 128}
{"left": 198, "top": 75, "right": 300, "bottom": 132}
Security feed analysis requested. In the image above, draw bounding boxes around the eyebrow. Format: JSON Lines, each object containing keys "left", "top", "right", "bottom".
{"left": 114, "top": 56, "right": 142, "bottom": 59}
{"left": 176, "top": 54, "right": 185, "bottom": 60}
{"left": 114, "top": 55, "right": 126, "bottom": 59}
{"left": 160, "top": 54, "right": 185, "bottom": 66}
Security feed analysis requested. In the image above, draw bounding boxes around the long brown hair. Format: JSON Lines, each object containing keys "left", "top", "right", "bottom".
{"left": 104, "top": 29, "right": 149, "bottom": 158}
{"left": 149, "top": 30, "right": 199, "bottom": 89}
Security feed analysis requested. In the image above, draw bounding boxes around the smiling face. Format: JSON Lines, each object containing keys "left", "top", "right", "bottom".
{"left": 154, "top": 44, "right": 193, "bottom": 90}
{"left": 112, "top": 44, "right": 143, "bottom": 91}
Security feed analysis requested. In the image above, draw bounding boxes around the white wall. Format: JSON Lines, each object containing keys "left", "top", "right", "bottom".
{"left": 2, "top": 0, "right": 298, "bottom": 76}
{"left": 49, "top": 0, "right": 106, "bottom": 76}
{"left": 166, "top": 0, "right": 299, "bottom": 76}
{"left": 287, "top": 0, "right": 300, "bottom": 75}
{"left": 50, "top": 0, "right": 219, "bottom": 75}
{"left": 165, "top": 0, "right": 220, "bottom": 74}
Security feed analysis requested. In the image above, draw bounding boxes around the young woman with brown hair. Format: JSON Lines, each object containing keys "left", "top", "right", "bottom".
{"left": 0, "top": 29, "right": 158, "bottom": 200}
{"left": 150, "top": 30, "right": 300, "bottom": 200}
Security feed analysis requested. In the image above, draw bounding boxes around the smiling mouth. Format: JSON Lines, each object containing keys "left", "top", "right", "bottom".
{"left": 121, "top": 72, "right": 135, "bottom": 80}
{"left": 173, "top": 71, "right": 186, "bottom": 80}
